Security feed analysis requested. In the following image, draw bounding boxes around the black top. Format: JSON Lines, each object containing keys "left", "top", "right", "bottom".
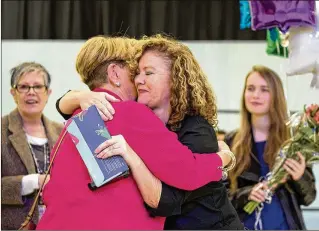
{"left": 56, "top": 95, "right": 243, "bottom": 229}
{"left": 147, "top": 115, "right": 243, "bottom": 230}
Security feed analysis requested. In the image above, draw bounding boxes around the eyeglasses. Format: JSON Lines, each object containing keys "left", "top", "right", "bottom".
{"left": 14, "top": 84, "right": 48, "bottom": 93}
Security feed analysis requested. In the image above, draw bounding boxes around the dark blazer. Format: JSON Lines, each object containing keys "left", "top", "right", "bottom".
{"left": 1, "top": 108, "right": 63, "bottom": 230}
{"left": 225, "top": 131, "right": 317, "bottom": 230}
{"left": 147, "top": 115, "right": 243, "bottom": 230}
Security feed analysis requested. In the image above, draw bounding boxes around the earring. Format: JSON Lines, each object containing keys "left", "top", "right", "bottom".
{"left": 116, "top": 82, "right": 121, "bottom": 87}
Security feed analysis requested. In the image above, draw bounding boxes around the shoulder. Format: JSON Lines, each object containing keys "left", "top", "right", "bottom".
{"left": 42, "top": 116, "right": 64, "bottom": 147}
{"left": 180, "top": 115, "right": 212, "bottom": 130}
{"left": 113, "top": 101, "right": 161, "bottom": 123}
{"left": 1, "top": 110, "right": 18, "bottom": 135}
{"left": 178, "top": 115, "right": 215, "bottom": 137}
{"left": 2, "top": 111, "right": 19, "bottom": 145}
{"left": 115, "top": 100, "right": 151, "bottom": 112}
{"left": 43, "top": 115, "right": 64, "bottom": 133}
{"left": 1, "top": 115, "right": 10, "bottom": 156}
{"left": 1, "top": 114, "right": 9, "bottom": 139}
{"left": 2, "top": 109, "right": 19, "bottom": 129}
{"left": 178, "top": 115, "right": 219, "bottom": 153}
{"left": 1, "top": 114, "right": 9, "bottom": 129}
{"left": 51, "top": 121, "right": 64, "bottom": 133}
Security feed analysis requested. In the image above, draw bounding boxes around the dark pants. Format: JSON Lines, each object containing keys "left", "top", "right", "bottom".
{"left": 164, "top": 183, "right": 244, "bottom": 230}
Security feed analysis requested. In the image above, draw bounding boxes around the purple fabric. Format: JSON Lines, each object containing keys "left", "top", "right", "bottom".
{"left": 23, "top": 196, "right": 34, "bottom": 208}
{"left": 250, "top": 0, "right": 316, "bottom": 33}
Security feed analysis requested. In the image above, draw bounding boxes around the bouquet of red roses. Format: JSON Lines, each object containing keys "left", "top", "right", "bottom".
{"left": 244, "top": 104, "right": 319, "bottom": 215}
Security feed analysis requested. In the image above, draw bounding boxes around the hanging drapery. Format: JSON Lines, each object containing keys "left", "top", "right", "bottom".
{"left": 2, "top": 0, "right": 266, "bottom": 40}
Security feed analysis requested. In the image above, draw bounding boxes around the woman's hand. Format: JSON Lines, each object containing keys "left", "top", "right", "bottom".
{"left": 94, "top": 135, "right": 141, "bottom": 167}
{"left": 95, "top": 135, "right": 128, "bottom": 159}
{"left": 283, "top": 152, "right": 306, "bottom": 181}
{"left": 38, "top": 174, "right": 50, "bottom": 189}
{"left": 216, "top": 141, "right": 233, "bottom": 167}
{"left": 94, "top": 135, "right": 131, "bottom": 159}
{"left": 248, "top": 182, "right": 269, "bottom": 203}
{"left": 77, "top": 91, "right": 120, "bottom": 121}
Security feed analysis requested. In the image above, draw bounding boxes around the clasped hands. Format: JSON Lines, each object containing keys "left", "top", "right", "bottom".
{"left": 248, "top": 152, "right": 306, "bottom": 203}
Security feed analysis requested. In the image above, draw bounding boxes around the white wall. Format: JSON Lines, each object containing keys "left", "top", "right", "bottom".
{"left": 2, "top": 40, "right": 319, "bottom": 228}
{"left": 2, "top": 40, "right": 318, "bottom": 131}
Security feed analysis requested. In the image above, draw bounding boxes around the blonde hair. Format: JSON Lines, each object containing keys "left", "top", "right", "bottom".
{"left": 131, "top": 34, "right": 218, "bottom": 131}
{"left": 76, "top": 36, "right": 138, "bottom": 90}
{"left": 229, "top": 65, "right": 290, "bottom": 193}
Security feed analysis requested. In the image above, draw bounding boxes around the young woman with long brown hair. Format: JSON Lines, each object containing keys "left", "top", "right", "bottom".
{"left": 226, "top": 65, "right": 316, "bottom": 230}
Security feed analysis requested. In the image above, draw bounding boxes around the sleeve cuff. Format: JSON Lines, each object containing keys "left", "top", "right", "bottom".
{"left": 56, "top": 90, "right": 73, "bottom": 120}
{"left": 144, "top": 183, "right": 182, "bottom": 217}
{"left": 21, "top": 174, "right": 39, "bottom": 196}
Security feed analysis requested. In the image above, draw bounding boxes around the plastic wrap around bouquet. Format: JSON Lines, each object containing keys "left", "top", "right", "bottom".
{"left": 66, "top": 105, "right": 130, "bottom": 190}
{"left": 244, "top": 104, "right": 319, "bottom": 215}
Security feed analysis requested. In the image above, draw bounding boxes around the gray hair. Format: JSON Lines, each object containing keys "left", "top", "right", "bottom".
{"left": 10, "top": 62, "right": 51, "bottom": 88}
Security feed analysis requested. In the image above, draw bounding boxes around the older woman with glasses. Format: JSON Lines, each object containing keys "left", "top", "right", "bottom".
{"left": 1, "top": 62, "right": 63, "bottom": 230}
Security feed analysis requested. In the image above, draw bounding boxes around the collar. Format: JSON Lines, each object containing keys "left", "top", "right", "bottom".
{"left": 8, "top": 108, "right": 61, "bottom": 153}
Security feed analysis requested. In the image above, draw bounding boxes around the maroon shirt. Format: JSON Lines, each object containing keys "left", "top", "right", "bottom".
{"left": 37, "top": 88, "right": 222, "bottom": 230}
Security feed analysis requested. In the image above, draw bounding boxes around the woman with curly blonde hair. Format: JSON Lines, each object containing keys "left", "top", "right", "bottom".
{"left": 56, "top": 34, "right": 243, "bottom": 230}
{"left": 131, "top": 34, "right": 242, "bottom": 230}
{"left": 131, "top": 34, "right": 218, "bottom": 132}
